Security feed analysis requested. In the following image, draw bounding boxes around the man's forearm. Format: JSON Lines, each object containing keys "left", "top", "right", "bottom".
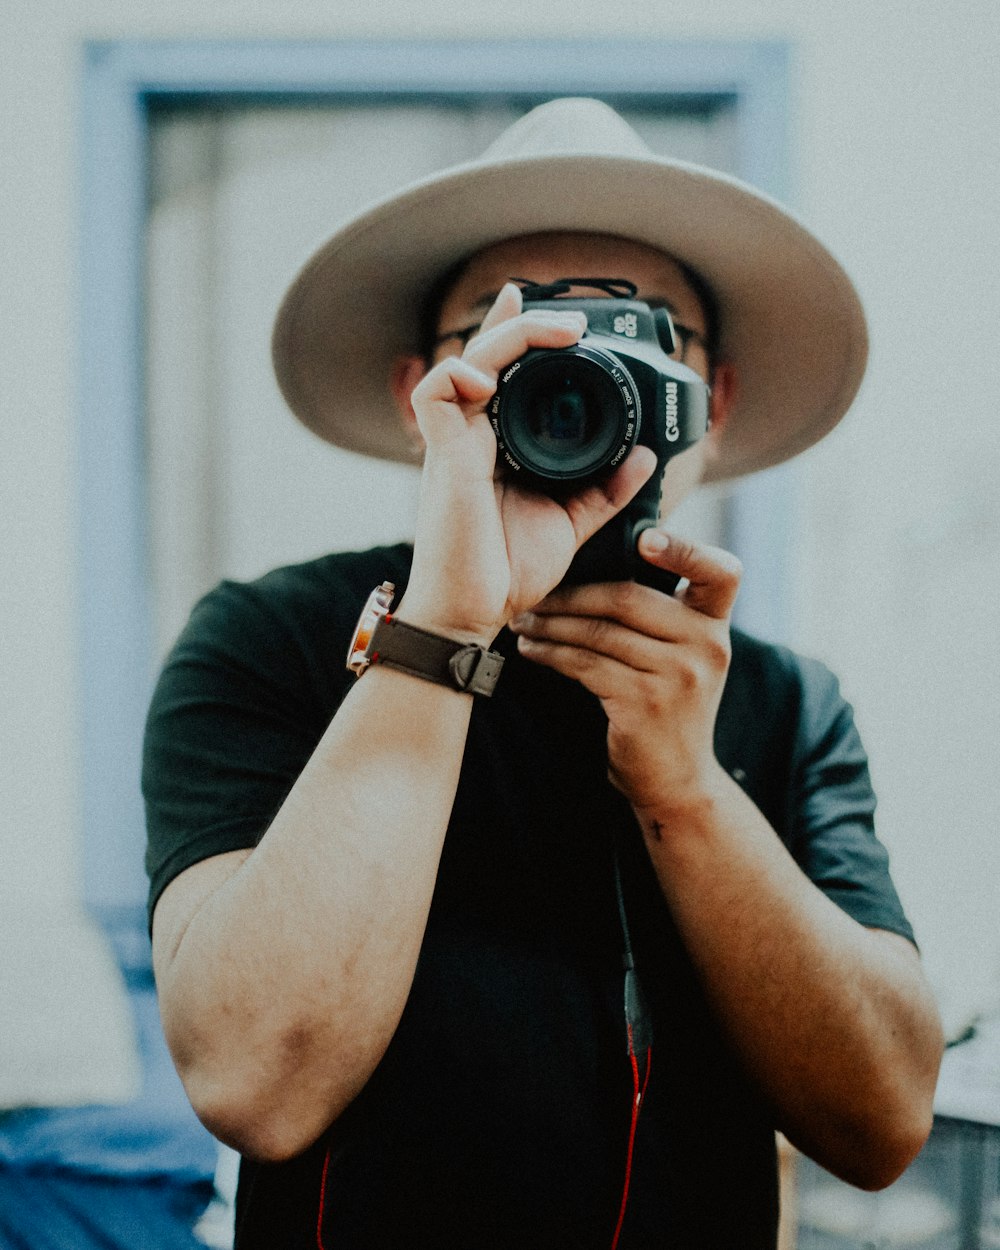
{"left": 153, "top": 664, "right": 475, "bottom": 1161}
{"left": 632, "top": 768, "right": 943, "bottom": 1190}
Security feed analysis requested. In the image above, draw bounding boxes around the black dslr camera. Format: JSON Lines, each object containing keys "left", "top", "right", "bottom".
{"left": 488, "top": 279, "right": 711, "bottom": 594}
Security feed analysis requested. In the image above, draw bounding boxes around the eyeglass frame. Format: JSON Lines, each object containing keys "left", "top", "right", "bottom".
{"left": 433, "top": 315, "right": 709, "bottom": 364}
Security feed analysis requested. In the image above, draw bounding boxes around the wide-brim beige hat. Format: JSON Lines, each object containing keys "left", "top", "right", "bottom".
{"left": 272, "top": 97, "right": 868, "bottom": 482}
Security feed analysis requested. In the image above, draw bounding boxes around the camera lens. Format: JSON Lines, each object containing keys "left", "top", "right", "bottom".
{"left": 493, "top": 348, "right": 639, "bottom": 482}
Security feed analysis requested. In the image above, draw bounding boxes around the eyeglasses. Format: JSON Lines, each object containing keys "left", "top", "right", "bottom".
{"left": 433, "top": 317, "right": 709, "bottom": 363}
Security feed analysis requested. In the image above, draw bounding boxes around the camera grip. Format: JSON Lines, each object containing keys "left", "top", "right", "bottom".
{"left": 563, "top": 516, "right": 680, "bottom": 597}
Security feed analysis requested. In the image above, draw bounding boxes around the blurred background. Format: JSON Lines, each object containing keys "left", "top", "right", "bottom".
{"left": 2, "top": 2, "right": 998, "bottom": 1246}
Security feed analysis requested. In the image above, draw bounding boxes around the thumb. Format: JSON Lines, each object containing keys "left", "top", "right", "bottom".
{"left": 637, "top": 529, "right": 743, "bottom": 619}
{"left": 563, "top": 445, "right": 657, "bottom": 547}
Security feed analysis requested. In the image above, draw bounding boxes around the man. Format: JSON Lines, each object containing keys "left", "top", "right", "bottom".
{"left": 143, "top": 99, "right": 943, "bottom": 1248}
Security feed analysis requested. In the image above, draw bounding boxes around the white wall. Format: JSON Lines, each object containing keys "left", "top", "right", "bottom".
{"left": 3, "top": 0, "right": 998, "bottom": 1033}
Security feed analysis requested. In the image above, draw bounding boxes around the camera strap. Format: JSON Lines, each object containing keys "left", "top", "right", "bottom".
{"left": 611, "top": 842, "right": 653, "bottom": 1249}
{"left": 513, "top": 276, "right": 638, "bottom": 303}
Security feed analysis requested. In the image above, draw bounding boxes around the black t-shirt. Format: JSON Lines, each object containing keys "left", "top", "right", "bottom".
{"left": 143, "top": 543, "right": 915, "bottom": 1250}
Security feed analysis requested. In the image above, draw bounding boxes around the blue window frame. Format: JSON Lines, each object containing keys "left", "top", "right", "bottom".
{"left": 79, "top": 37, "right": 793, "bottom": 924}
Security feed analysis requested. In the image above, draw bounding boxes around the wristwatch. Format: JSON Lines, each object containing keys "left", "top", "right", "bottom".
{"left": 346, "top": 582, "right": 505, "bottom": 697}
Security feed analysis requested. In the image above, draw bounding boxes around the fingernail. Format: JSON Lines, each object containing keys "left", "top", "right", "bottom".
{"left": 542, "top": 310, "right": 586, "bottom": 327}
{"left": 642, "top": 529, "right": 670, "bottom": 554}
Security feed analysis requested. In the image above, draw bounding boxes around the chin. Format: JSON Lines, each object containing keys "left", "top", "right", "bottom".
{"left": 658, "top": 443, "right": 710, "bottom": 520}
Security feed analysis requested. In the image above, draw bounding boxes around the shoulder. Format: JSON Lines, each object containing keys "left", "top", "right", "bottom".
{"left": 181, "top": 543, "right": 413, "bottom": 644}
{"left": 724, "top": 631, "right": 914, "bottom": 941}
{"left": 142, "top": 544, "right": 414, "bottom": 925}
{"left": 728, "top": 627, "right": 838, "bottom": 692}
{"left": 724, "top": 628, "right": 848, "bottom": 742}
{"left": 718, "top": 630, "right": 865, "bottom": 836}
{"left": 167, "top": 543, "right": 414, "bottom": 682}
{"left": 146, "top": 541, "right": 415, "bottom": 750}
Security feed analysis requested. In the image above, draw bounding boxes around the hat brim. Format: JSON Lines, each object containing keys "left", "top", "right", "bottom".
{"left": 272, "top": 152, "right": 868, "bottom": 482}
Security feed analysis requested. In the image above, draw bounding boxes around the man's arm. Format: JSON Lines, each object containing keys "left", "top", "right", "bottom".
{"left": 510, "top": 532, "right": 944, "bottom": 1190}
{"left": 631, "top": 777, "right": 941, "bottom": 1189}
{"left": 151, "top": 291, "right": 656, "bottom": 1163}
{"left": 152, "top": 666, "right": 476, "bottom": 1162}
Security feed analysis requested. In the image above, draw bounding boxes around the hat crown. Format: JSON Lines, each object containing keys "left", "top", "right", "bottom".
{"left": 480, "top": 97, "right": 654, "bottom": 162}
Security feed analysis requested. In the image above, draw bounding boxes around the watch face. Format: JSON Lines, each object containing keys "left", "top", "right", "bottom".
{"left": 347, "top": 582, "right": 395, "bottom": 674}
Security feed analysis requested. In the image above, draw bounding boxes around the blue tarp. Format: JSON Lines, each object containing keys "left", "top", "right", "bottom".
{"left": 0, "top": 967, "right": 218, "bottom": 1249}
{"left": 0, "top": 1172, "right": 213, "bottom": 1250}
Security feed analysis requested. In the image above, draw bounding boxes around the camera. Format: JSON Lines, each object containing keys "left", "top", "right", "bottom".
{"left": 487, "top": 280, "right": 711, "bottom": 593}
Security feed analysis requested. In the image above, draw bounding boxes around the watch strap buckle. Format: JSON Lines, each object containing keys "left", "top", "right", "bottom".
{"left": 347, "top": 583, "right": 505, "bottom": 696}
{"left": 449, "top": 645, "right": 506, "bottom": 696}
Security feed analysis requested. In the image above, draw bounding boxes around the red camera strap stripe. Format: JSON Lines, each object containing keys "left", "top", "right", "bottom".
{"left": 316, "top": 1144, "right": 333, "bottom": 1250}
{"left": 610, "top": 1029, "right": 653, "bottom": 1250}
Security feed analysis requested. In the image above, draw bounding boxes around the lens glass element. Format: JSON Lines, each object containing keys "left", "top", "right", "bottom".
{"left": 498, "top": 350, "right": 636, "bottom": 480}
{"left": 528, "top": 374, "right": 600, "bottom": 452}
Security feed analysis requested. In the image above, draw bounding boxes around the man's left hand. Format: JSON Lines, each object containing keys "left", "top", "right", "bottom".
{"left": 510, "top": 530, "right": 742, "bottom": 813}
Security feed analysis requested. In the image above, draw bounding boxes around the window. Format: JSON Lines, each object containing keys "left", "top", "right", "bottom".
{"left": 80, "top": 39, "right": 791, "bottom": 921}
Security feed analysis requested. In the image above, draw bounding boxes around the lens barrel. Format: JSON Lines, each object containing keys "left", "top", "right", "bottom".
{"left": 489, "top": 345, "right": 641, "bottom": 483}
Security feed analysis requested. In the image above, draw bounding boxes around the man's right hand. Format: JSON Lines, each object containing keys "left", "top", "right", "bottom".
{"left": 398, "top": 283, "right": 657, "bottom": 646}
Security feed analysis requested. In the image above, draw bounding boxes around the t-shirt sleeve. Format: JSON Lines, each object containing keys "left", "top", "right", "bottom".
{"left": 142, "top": 576, "right": 346, "bottom": 931}
{"left": 785, "top": 655, "right": 916, "bottom": 946}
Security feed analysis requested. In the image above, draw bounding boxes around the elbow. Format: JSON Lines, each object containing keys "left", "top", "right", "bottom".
{"left": 871, "top": 1080, "right": 940, "bottom": 1190}
{"left": 831, "top": 1005, "right": 945, "bottom": 1191}
{"left": 169, "top": 1020, "right": 368, "bottom": 1163}
{"left": 817, "top": 1085, "right": 938, "bottom": 1192}
{"left": 205, "top": 1110, "right": 324, "bottom": 1166}
{"left": 858, "top": 1025, "right": 945, "bottom": 1190}
{"left": 161, "top": 1003, "right": 397, "bottom": 1163}
{"left": 159, "top": 1003, "right": 381, "bottom": 1163}
{"left": 847, "top": 1111, "right": 935, "bottom": 1192}
{"left": 181, "top": 1064, "right": 348, "bottom": 1163}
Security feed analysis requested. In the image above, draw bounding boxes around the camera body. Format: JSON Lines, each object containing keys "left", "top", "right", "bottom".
{"left": 488, "top": 290, "right": 711, "bottom": 593}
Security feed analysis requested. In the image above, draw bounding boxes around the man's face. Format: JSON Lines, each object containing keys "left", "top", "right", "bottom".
{"left": 393, "top": 231, "right": 732, "bottom": 519}
{"left": 433, "top": 232, "right": 714, "bottom": 382}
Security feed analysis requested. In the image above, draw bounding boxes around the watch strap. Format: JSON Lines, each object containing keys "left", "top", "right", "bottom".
{"left": 369, "top": 614, "right": 504, "bottom": 697}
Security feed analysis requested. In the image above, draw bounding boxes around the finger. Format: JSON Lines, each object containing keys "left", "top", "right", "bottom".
{"left": 463, "top": 308, "right": 587, "bottom": 376}
{"left": 511, "top": 609, "right": 659, "bottom": 672}
{"left": 411, "top": 355, "right": 496, "bottom": 409}
{"left": 525, "top": 576, "right": 685, "bottom": 642}
{"left": 515, "top": 633, "right": 630, "bottom": 702}
{"left": 410, "top": 356, "right": 498, "bottom": 444}
{"left": 475, "top": 281, "right": 522, "bottom": 336}
{"left": 637, "top": 530, "right": 742, "bottom": 620}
